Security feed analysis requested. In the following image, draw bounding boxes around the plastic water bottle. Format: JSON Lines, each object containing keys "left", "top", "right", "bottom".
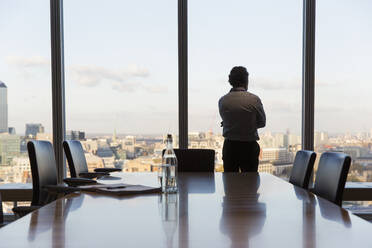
{"left": 161, "top": 134, "right": 178, "bottom": 193}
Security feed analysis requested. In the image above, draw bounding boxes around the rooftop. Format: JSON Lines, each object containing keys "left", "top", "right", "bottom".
{"left": 0, "top": 81, "right": 7, "bottom": 88}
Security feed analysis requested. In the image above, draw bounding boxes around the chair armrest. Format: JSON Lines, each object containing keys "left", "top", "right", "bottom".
{"left": 94, "top": 168, "right": 121, "bottom": 173}
{"left": 12, "top": 206, "right": 41, "bottom": 217}
{"left": 63, "top": 178, "right": 97, "bottom": 187}
{"left": 79, "top": 172, "right": 109, "bottom": 179}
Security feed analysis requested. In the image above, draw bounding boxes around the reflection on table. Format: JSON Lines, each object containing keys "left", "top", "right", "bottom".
{"left": 0, "top": 173, "right": 370, "bottom": 248}
{"left": 220, "top": 173, "right": 266, "bottom": 248}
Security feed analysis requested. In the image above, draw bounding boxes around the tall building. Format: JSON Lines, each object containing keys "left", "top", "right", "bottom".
{"left": 260, "top": 148, "right": 292, "bottom": 164}
{"left": 25, "top": 123, "right": 45, "bottom": 138}
{"left": 66, "top": 130, "right": 85, "bottom": 141}
{"left": 284, "top": 129, "right": 301, "bottom": 148}
{"left": 275, "top": 133, "right": 285, "bottom": 147}
{"left": 315, "top": 131, "right": 329, "bottom": 147}
{"left": 283, "top": 129, "right": 290, "bottom": 148}
{"left": 0, "top": 133, "right": 21, "bottom": 165}
{"left": 8, "top": 127, "right": 16, "bottom": 135}
{"left": 0, "top": 81, "right": 8, "bottom": 133}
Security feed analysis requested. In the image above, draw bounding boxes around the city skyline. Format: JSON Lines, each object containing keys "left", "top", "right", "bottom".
{"left": 3, "top": 76, "right": 372, "bottom": 137}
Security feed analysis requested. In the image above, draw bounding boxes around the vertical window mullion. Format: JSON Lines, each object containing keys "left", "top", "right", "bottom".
{"left": 178, "top": 0, "right": 188, "bottom": 149}
{"left": 50, "top": 0, "right": 66, "bottom": 182}
{"left": 302, "top": 0, "right": 316, "bottom": 151}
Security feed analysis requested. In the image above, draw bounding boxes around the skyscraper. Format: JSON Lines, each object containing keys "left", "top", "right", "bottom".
{"left": 0, "top": 133, "right": 21, "bottom": 165}
{"left": 66, "top": 130, "right": 85, "bottom": 141}
{"left": 0, "top": 81, "right": 8, "bottom": 133}
{"left": 25, "top": 123, "right": 45, "bottom": 138}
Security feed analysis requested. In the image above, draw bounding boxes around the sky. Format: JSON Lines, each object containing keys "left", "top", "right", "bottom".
{"left": 0, "top": 0, "right": 371, "bottom": 135}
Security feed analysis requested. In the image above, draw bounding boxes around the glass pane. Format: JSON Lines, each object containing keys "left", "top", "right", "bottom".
{"left": 315, "top": 0, "right": 372, "bottom": 180}
{"left": 0, "top": 1, "right": 52, "bottom": 181}
{"left": 64, "top": 0, "right": 177, "bottom": 173}
{"left": 315, "top": 0, "right": 372, "bottom": 210}
{"left": 0, "top": 1, "right": 52, "bottom": 212}
{"left": 189, "top": 0, "right": 302, "bottom": 177}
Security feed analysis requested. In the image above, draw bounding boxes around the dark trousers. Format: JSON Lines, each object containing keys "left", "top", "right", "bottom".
{"left": 222, "top": 139, "right": 260, "bottom": 172}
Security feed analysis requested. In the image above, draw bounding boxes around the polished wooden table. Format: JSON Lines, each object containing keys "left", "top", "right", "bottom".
{"left": 0, "top": 179, "right": 370, "bottom": 203}
{"left": 0, "top": 172, "right": 371, "bottom": 248}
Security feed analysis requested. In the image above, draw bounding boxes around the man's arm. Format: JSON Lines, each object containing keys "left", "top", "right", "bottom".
{"left": 255, "top": 98, "right": 266, "bottom": 128}
{"left": 218, "top": 97, "right": 224, "bottom": 127}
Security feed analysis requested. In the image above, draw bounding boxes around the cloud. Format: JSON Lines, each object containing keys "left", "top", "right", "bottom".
{"left": 315, "top": 80, "right": 336, "bottom": 87}
{"left": 250, "top": 78, "right": 338, "bottom": 90}
{"left": 71, "top": 65, "right": 120, "bottom": 87}
{"left": 124, "top": 64, "right": 150, "bottom": 78}
{"left": 315, "top": 105, "right": 346, "bottom": 113}
{"left": 6, "top": 55, "right": 157, "bottom": 93}
{"left": 250, "top": 77, "right": 300, "bottom": 90}
{"left": 69, "top": 64, "right": 170, "bottom": 93}
{"left": 111, "top": 81, "right": 137, "bottom": 92}
{"left": 6, "top": 56, "right": 50, "bottom": 67}
{"left": 265, "top": 102, "right": 346, "bottom": 114}
{"left": 143, "top": 85, "right": 168, "bottom": 94}
{"left": 70, "top": 64, "right": 150, "bottom": 90}
{"left": 265, "top": 101, "right": 301, "bottom": 113}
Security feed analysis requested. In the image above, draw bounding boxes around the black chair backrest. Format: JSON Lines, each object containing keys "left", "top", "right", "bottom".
{"left": 0, "top": 194, "right": 3, "bottom": 224}
{"left": 63, "top": 140, "right": 88, "bottom": 178}
{"left": 289, "top": 150, "right": 316, "bottom": 189}
{"left": 162, "top": 149, "right": 215, "bottom": 172}
{"left": 313, "top": 152, "right": 351, "bottom": 206}
{"left": 27, "top": 140, "right": 58, "bottom": 206}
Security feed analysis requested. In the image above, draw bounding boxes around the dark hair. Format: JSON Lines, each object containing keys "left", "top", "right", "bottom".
{"left": 228, "top": 66, "right": 249, "bottom": 87}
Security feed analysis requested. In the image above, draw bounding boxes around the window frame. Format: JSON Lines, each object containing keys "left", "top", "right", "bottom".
{"left": 49, "top": 0, "right": 316, "bottom": 178}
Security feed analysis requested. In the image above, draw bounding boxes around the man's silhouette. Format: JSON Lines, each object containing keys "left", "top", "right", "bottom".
{"left": 218, "top": 66, "right": 266, "bottom": 172}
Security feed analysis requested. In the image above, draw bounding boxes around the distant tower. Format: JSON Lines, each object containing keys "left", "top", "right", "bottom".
{"left": 0, "top": 81, "right": 8, "bottom": 133}
{"left": 283, "top": 129, "right": 290, "bottom": 148}
{"left": 113, "top": 128, "right": 117, "bottom": 143}
{"left": 25, "top": 123, "right": 45, "bottom": 138}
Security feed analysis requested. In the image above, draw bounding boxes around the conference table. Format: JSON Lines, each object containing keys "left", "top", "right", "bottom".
{"left": 0, "top": 172, "right": 371, "bottom": 248}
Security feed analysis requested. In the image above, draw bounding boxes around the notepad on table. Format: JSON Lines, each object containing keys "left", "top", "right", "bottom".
{"left": 78, "top": 183, "right": 161, "bottom": 196}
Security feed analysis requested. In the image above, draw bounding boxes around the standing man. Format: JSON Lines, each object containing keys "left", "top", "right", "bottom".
{"left": 218, "top": 66, "right": 266, "bottom": 172}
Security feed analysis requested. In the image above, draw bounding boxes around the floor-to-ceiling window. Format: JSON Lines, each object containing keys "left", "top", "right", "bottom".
{"left": 315, "top": 0, "right": 372, "bottom": 209}
{"left": 64, "top": 0, "right": 177, "bottom": 173}
{"left": 0, "top": 0, "right": 52, "bottom": 212}
{"left": 315, "top": 0, "right": 372, "bottom": 180}
{"left": 188, "top": 0, "right": 303, "bottom": 177}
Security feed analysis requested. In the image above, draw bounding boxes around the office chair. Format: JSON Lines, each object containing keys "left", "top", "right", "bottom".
{"left": 312, "top": 152, "right": 351, "bottom": 206}
{"left": 63, "top": 140, "right": 121, "bottom": 179}
{"left": 12, "top": 141, "right": 78, "bottom": 217}
{"left": 0, "top": 195, "right": 3, "bottom": 227}
{"left": 289, "top": 150, "right": 316, "bottom": 189}
{"left": 162, "top": 149, "right": 215, "bottom": 172}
